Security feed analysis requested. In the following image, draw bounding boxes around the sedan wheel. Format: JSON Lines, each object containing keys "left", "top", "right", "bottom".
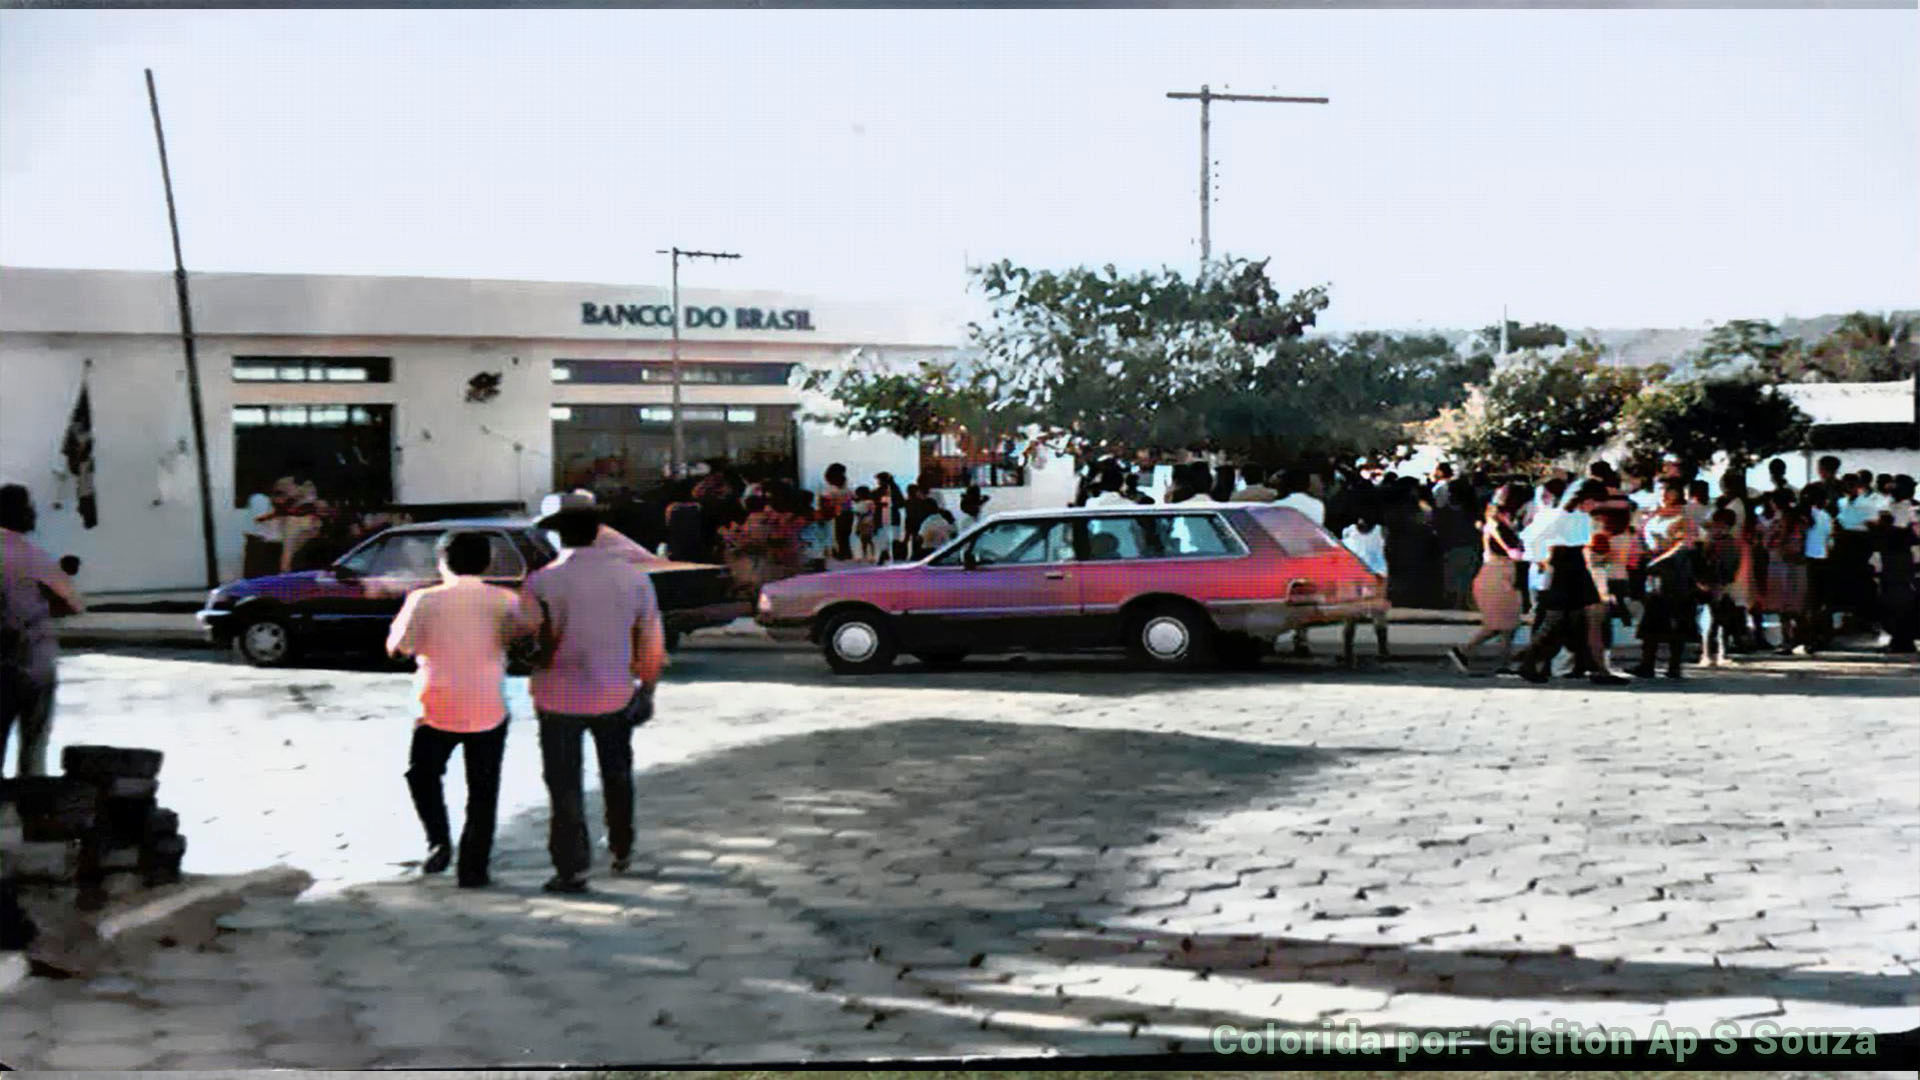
{"left": 1128, "top": 604, "right": 1212, "bottom": 670}
{"left": 821, "top": 610, "right": 897, "bottom": 675}
{"left": 236, "top": 615, "right": 296, "bottom": 667}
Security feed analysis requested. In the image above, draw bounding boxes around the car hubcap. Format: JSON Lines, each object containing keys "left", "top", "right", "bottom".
{"left": 833, "top": 622, "right": 879, "bottom": 663}
{"left": 1143, "top": 616, "right": 1189, "bottom": 660}
{"left": 244, "top": 622, "right": 287, "bottom": 661}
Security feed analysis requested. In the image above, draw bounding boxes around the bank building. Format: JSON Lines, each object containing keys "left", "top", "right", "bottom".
{"left": 0, "top": 267, "right": 1074, "bottom": 593}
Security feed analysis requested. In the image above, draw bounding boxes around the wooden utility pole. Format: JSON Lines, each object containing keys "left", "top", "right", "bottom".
{"left": 1165, "top": 85, "right": 1328, "bottom": 275}
{"left": 657, "top": 246, "right": 741, "bottom": 478}
{"left": 146, "top": 69, "right": 220, "bottom": 589}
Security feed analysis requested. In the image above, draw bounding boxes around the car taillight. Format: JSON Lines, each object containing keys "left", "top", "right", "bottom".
{"left": 756, "top": 590, "right": 772, "bottom": 615}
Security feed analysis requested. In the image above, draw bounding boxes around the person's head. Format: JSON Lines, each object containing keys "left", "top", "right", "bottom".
{"left": 1709, "top": 507, "right": 1736, "bottom": 533}
{"left": 1817, "top": 455, "right": 1841, "bottom": 480}
{"left": 1587, "top": 460, "right": 1615, "bottom": 484}
{"left": 1719, "top": 470, "right": 1746, "bottom": 497}
{"left": 1286, "top": 469, "right": 1314, "bottom": 496}
{"left": 1241, "top": 464, "right": 1265, "bottom": 487}
{"left": 1896, "top": 475, "right": 1917, "bottom": 501}
{"left": 1769, "top": 488, "right": 1797, "bottom": 513}
{"left": 1494, "top": 483, "right": 1529, "bottom": 518}
{"left": 1839, "top": 474, "right": 1861, "bottom": 496}
{"left": 1447, "top": 477, "right": 1474, "bottom": 509}
{"left": 1877, "top": 473, "right": 1895, "bottom": 494}
{"left": 1799, "top": 482, "right": 1827, "bottom": 512}
{"left": 436, "top": 530, "right": 493, "bottom": 577}
{"left": 1660, "top": 477, "right": 1687, "bottom": 509}
{"left": 906, "top": 483, "right": 921, "bottom": 499}
{"left": 1213, "top": 464, "right": 1236, "bottom": 488}
{"left": 0, "top": 484, "right": 35, "bottom": 533}
{"left": 549, "top": 510, "right": 600, "bottom": 549}
{"left": 1570, "top": 480, "right": 1610, "bottom": 512}
{"left": 1768, "top": 458, "right": 1788, "bottom": 481}
{"left": 854, "top": 485, "right": 871, "bottom": 500}
{"left": 743, "top": 494, "right": 768, "bottom": 515}
{"left": 1433, "top": 462, "right": 1454, "bottom": 481}
{"left": 1542, "top": 477, "right": 1568, "bottom": 507}
{"left": 824, "top": 463, "right": 847, "bottom": 487}
{"left": 1660, "top": 454, "right": 1684, "bottom": 480}
{"left": 1687, "top": 479, "right": 1711, "bottom": 504}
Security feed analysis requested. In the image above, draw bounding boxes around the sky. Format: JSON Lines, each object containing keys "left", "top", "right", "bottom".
{"left": 2, "top": 9, "right": 1914, "bottom": 333}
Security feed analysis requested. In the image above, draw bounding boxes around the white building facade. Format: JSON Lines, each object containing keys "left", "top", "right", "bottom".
{"left": 0, "top": 267, "right": 1073, "bottom": 593}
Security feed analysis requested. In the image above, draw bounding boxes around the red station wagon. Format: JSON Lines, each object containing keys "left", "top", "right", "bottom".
{"left": 755, "top": 504, "right": 1388, "bottom": 673}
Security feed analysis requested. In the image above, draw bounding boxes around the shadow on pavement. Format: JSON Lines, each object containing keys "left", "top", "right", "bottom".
{"left": 30, "top": 715, "right": 1899, "bottom": 1068}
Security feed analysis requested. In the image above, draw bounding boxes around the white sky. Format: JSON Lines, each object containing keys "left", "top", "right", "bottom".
{"left": 2, "top": 10, "right": 1914, "bottom": 332}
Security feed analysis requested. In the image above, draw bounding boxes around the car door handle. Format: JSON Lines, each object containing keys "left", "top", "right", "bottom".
{"left": 1044, "top": 571, "right": 1068, "bottom": 580}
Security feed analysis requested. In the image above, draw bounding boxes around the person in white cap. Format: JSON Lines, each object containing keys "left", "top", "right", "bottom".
{"left": 540, "top": 490, "right": 667, "bottom": 566}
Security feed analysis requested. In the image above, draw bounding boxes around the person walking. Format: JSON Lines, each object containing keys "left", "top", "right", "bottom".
{"left": 385, "top": 531, "right": 522, "bottom": 887}
{"left": 0, "top": 485, "right": 85, "bottom": 777}
{"left": 1514, "top": 481, "right": 1629, "bottom": 686}
{"left": 522, "top": 493, "right": 668, "bottom": 894}
{"left": 820, "top": 464, "right": 854, "bottom": 561}
{"left": 1449, "top": 484, "right": 1526, "bottom": 675}
{"left": 1631, "top": 479, "right": 1699, "bottom": 679}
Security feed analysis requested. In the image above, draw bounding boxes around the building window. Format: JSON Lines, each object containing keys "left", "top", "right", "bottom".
{"left": 550, "top": 360, "right": 795, "bottom": 386}
{"left": 552, "top": 403, "right": 797, "bottom": 493}
{"left": 919, "top": 431, "right": 1027, "bottom": 489}
{"left": 233, "top": 357, "right": 392, "bottom": 383}
{"left": 232, "top": 403, "right": 393, "bottom": 508}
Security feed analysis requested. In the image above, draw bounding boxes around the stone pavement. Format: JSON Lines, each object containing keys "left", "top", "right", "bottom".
{"left": 2, "top": 645, "right": 1917, "bottom": 1068}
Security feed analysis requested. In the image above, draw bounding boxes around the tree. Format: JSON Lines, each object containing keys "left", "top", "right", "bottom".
{"left": 1767, "top": 311, "right": 1918, "bottom": 383}
{"left": 1690, "top": 318, "right": 1796, "bottom": 377}
{"left": 1445, "top": 344, "right": 1646, "bottom": 472}
{"left": 806, "top": 257, "right": 1488, "bottom": 471}
{"left": 1622, "top": 374, "right": 1812, "bottom": 473}
{"left": 1471, "top": 320, "right": 1571, "bottom": 356}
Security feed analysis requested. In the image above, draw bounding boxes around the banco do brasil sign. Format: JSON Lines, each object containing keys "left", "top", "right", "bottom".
{"left": 581, "top": 302, "right": 815, "bottom": 332}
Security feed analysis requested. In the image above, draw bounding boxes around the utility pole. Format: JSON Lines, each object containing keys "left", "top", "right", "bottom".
{"left": 1166, "top": 85, "right": 1327, "bottom": 275}
{"left": 145, "top": 69, "right": 220, "bottom": 590}
{"left": 657, "top": 246, "right": 741, "bottom": 478}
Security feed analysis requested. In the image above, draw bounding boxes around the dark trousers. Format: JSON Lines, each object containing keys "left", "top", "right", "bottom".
{"left": 405, "top": 720, "right": 508, "bottom": 882}
{"left": 0, "top": 669, "right": 55, "bottom": 778}
{"left": 537, "top": 705, "right": 637, "bottom": 879}
{"left": 1516, "top": 606, "right": 1603, "bottom": 677}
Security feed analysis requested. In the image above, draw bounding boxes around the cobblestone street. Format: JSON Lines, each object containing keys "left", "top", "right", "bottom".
{"left": 4, "top": 642, "right": 1918, "bottom": 1068}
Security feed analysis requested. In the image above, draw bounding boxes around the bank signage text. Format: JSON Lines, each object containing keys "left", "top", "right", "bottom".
{"left": 581, "top": 302, "right": 814, "bottom": 332}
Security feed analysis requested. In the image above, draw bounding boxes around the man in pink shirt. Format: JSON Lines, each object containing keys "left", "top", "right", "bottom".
{"left": 522, "top": 493, "right": 667, "bottom": 894}
{"left": 2, "top": 485, "right": 85, "bottom": 777}
{"left": 386, "top": 531, "right": 524, "bottom": 888}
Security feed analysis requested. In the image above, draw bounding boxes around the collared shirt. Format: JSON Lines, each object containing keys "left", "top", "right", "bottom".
{"left": 1, "top": 529, "right": 84, "bottom": 681}
{"left": 523, "top": 545, "right": 664, "bottom": 717}
{"left": 385, "top": 576, "right": 521, "bottom": 733}
{"left": 1804, "top": 506, "right": 1833, "bottom": 560}
{"left": 1273, "top": 492, "right": 1325, "bottom": 525}
{"left": 1837, "top": 494, "right": 1880, "bottom": 531}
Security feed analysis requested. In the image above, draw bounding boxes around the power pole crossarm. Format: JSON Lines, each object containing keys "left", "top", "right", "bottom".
{"left": 1165, "top": 85, "right": 1328, "bottom": 276}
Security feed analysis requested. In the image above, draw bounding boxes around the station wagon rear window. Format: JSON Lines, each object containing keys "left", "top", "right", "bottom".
{"left": 1244, "top": 506, "right": 1343, "bottom": 558}
{"left": 1086, "top": 515, "right": 1241, "bottom": 560}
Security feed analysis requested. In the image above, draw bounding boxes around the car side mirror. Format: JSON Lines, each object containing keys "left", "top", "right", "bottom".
{"left": 332, "top": 562, "right": 359, "bottom": 580}
{"left": 962, "top": 549, "right": 979, "bottom": 571}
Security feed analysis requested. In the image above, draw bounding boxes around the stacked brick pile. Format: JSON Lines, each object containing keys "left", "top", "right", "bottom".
{"left": 0, "top": 746, "right": 185, "bottom": 922}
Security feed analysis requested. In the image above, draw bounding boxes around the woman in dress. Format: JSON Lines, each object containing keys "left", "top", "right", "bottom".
{"left": 1632, "top": 478, "right": 1699, "bottom": 678}
{"left": 1757, "top": 487, "right": 1811, "bottom": 654}
{"left": 1449, "top": 484, "right": 1526, "bottom": 674}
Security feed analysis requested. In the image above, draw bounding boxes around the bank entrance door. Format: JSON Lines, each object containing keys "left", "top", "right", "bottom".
{"left": 551, "top": 404, "right": 798, "bottom": 494}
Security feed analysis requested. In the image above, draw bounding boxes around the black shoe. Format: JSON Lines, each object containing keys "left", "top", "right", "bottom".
{"left": 423, "top": 844, "right": 451, "bottom": 875}
{"left": 1628, "top": 664, "right": 1655, "bottom": 678}
{"left": 456, "top": 874, "right": 491, "bottom": 889}
{"left": 542, "top": 874, "right": 589, "bottom": 895}
{"left": 1663, "top": 670, "right": 1684, "bottom": 681}
{"left": 1446, "top": 647, "right": 1470, "bottom": 674}
{"left": 1519, "top": 667, "right": 1549, "bottom": 684}
{"left": 1590, "top": 673, "right": 1630, "bottom": 686}
{"left": 610, "top": 853, "right": 631, "bottom": 874}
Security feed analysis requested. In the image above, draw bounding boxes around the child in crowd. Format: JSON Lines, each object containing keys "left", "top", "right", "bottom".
{"left": 1339, "top": 504, "right": 1390, "bottom": 665}
{"left": 1697, "top": 507, "right": 1744, "bottom": 667}
{"left": 852, "top": 486, "right": 878, "bottom": 562}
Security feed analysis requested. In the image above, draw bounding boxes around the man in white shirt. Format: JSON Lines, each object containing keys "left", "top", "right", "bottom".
{"left": 1273, "top": 470, "right": 1325, "bottom": 525}
{"left": 1803, "top": 483, "right": 1835, "bottom": 650}
{"left": 1516, "top": 481, "right": 1627, "bottom": 685}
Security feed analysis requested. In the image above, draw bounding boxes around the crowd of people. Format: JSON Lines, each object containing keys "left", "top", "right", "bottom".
{"left": 1088, "top": 452, "right": 1919, "bottom": 681}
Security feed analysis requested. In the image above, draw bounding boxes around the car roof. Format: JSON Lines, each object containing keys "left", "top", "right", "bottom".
{"left": 979, "top": 503, "right": 1267, "bottom": 522}
{"left": 386, "top": 517, "right": 534, "bottom": 531}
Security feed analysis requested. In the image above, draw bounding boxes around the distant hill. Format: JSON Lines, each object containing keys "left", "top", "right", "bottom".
{"left": 1392, "top": 310, "right": 1920, "bottom": 369}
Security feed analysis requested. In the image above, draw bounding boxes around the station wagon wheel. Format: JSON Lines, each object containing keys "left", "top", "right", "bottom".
{"left": 1126, "top": 602, "right": 1213, "bottom": 671}
{"left": 821, "top": 609, "right": 898, "bottom": 675}
{"left": 235, "top": 612, "right": 296, "bottom": 668}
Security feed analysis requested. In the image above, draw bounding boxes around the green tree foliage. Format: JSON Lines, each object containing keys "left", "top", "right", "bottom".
{"left": 1472, "top": 320, "right": 1571, "bottom": 356}
{"left": 806, "top": 257, "right": 1485, "bottom": 467}
{"left": 1622, "top": 375, "right": 1813, "bottom": 472}
{"left": 1445, "top": 344, "right": 1645, "bottom": 471}
{"left": 1769, "top": 312, "right": 1919, "bottom": 383}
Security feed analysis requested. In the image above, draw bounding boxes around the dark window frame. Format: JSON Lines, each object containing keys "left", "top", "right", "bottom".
{"left": 233, "top": 356, "right": 393, "bottom": 383}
